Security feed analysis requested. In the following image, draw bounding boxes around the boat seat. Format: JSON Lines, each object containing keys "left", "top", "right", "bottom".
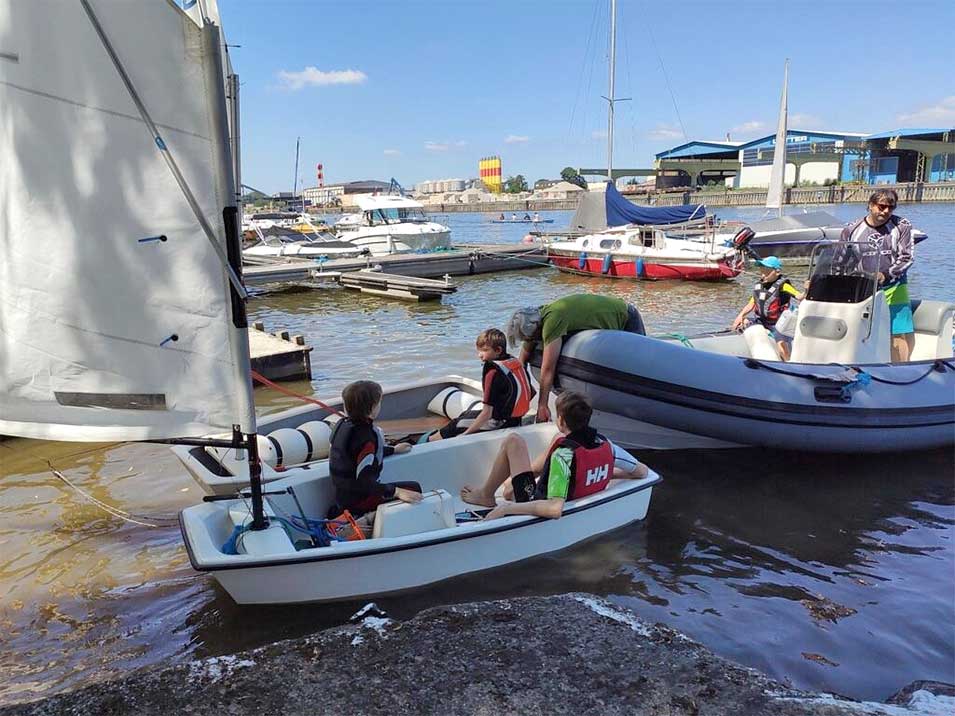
{"left": 372, "top": 490, "right": 456, "bottom": 539}
{"left": 743, "top": 324, "right": 780, "bottom": 360}
{"left": 910, "top": 300, "right": 955, "bottom": 360}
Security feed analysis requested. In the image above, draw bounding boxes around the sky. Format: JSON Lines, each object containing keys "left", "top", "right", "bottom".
{"left": 217, "top": 0, "right": 955, "bottom": 194}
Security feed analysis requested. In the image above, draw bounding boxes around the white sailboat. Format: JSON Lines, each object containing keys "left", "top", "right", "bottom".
{"left": 0, "top": 0, "right": 659, "bottom": 605}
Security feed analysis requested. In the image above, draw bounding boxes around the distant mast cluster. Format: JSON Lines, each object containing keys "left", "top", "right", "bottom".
{"left": 479, "top": 155, "right": 502, "bottom": 194}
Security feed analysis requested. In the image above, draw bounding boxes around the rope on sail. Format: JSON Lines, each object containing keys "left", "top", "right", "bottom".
{"left": 79, "top": 0, "right": 247, "bottom": 300}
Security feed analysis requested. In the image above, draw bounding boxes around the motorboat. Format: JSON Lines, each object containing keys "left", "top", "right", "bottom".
{"left": 242, "top": 225, "right": 368, "bottom": 260}
{"left": 707, "top": 212, "right": 928, "bottom": 262}
{"left": 543, "top": 184, "right": 740, "bottom": 281}
{"left": 176, "top": 376, "right": 488, "bottom": 496}
{"left": 178, "top": 422, "right": 660, "bottom": 604}
{"left": 532, "top": 242, "right": 955, "bottom": 453}
{"left": 333, "top": 195, "right": 452, "bottom": 255}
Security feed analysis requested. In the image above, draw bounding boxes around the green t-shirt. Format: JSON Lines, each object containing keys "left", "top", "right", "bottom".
{"left": 545, "top": 446, "right": 574, "bottom": 500}
{"left": 539, "top": 295, "right": 630, "bottom": 345}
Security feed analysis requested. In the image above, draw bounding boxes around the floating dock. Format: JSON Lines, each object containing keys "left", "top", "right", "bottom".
{"left": 338, "top": 269, "right": 456, "bottom": 301}
{"left": 248, "top": 323, "right": 313, "bottom": 382}
{"left": 242, "top": 244, "right": 548, "bottom": 288}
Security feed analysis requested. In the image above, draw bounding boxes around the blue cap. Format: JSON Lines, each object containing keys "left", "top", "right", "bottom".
{"left": 756, "top": 256, "right": 782, "bottom": 271}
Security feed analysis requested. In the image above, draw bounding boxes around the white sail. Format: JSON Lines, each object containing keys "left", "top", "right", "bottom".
{"left": 0, "top": 0, "right": 249, "bottom": 441}
{"left": 765, "top": 59, "right": 789, "bottom": 212}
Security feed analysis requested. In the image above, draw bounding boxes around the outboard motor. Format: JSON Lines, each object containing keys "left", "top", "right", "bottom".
{"left": 732, "top": 226, "right": 761, "bottom": 260}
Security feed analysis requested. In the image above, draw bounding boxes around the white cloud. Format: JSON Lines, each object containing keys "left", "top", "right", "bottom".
{"left": 897, "top": 96, "right": 955, "bottom": 125}
{"left": 425, "top": 140, "right": 466, "bottom": 152}
{"left": 592, "top": 129, "right": 608, "bottom": 140}
{"left": 647, "top": 124, "right": 684, "bottom": 141}
{"left": 277, "top": 67, "right": 367, "bottom": 91}
{"left": 505, "top": 134, "right": 529, "bottom": 144}
{"left": 789, "top": 113, "right": 824, "bottom": 129}
{"left": 729, "top": 120, "right": 767, "bottom": 137}
{"left": 383, "top": 149, "right": 400, "bottom": 156}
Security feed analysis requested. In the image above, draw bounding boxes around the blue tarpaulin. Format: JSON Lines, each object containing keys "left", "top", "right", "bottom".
{"left": 605, "top": 183, "right": 706, "bottom": 226}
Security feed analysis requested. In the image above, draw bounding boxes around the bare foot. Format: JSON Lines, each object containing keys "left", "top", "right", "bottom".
{"left": 460, "top": 485, "right": 496, "bottom": 508}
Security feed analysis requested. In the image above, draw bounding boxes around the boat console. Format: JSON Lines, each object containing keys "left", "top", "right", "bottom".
{"left": 790, "top": 242, "right": 891, "bottom": 364}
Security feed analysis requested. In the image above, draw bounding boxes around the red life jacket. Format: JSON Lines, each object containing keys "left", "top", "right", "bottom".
{"left": 537, "top": 431, "right": 615, "bottom": 501}
{"left": 752, "top": 275, "right": 792, "bottom": 326}
{"left": 482, "top": 356, "right": 533, "bottom": 420}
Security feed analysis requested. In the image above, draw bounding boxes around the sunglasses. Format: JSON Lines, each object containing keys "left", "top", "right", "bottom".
{"left": 873, "top": 202, "right": 896, "bottom": 211}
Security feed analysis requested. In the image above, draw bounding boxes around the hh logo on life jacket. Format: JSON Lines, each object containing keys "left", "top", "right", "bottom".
{"left": 585, "top": 464, "right": 609, "bottom": 486}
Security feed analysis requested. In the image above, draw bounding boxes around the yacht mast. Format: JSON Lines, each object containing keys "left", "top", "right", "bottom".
{"left": 606, "top": 0, "right": 617, "bottom": 183}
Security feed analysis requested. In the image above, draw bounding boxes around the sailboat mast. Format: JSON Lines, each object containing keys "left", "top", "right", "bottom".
{"left": 292, "top": 136, "right": 301, "bottom": 210}
{"left": 607, "top": 0, "right": 617, "bottom": 183}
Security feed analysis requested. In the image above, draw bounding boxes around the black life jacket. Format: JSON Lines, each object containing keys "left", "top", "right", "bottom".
{"left": 482, "top": 356, "right": 534, "bottom": 421}
{"left": 328, "top": 418, "right": 385, "bottom": 488}
{"left": 752, "top": 275, "right": 792, "bottom": 326}
{"left": 535, "top": 430, "right": 615, "bottom": 501}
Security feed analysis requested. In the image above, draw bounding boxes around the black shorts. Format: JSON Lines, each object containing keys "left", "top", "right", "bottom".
{"left": 511, "top": 471, "right": 537, "bottom": 503}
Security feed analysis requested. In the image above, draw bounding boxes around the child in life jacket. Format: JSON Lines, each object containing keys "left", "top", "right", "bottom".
{"left": 328, "top": 380, "right": 422, "bottom": 517}
{"left": 460, "top": 391, "right": 648, "bottom": 520}
{"left": 731, "top": 256, "right": 803, "bottom": 361}
{"left": 429, "top": 328, "right": 535, "bottom": 441}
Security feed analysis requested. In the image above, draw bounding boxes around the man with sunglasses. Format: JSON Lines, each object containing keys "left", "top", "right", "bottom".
{"left": 840, "top": 189, "right": 915, "bottom": 362}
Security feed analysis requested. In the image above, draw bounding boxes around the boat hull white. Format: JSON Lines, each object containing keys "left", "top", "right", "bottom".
{"left": 179, "top": 425, "right": 659, "bottom": 604}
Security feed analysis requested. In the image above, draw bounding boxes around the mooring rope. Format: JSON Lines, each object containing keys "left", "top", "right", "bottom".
{"left": 46, "top": 461, "right": 178, "bottom": 527}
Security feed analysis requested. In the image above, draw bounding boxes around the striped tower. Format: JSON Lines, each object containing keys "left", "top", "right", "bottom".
{"left": 479, "top": 155, "right": 503, "bottom": 193}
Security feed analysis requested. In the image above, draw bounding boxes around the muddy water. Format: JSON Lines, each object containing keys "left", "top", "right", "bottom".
{"left": 1, "top": 204, "right": 952, "bottom": 705}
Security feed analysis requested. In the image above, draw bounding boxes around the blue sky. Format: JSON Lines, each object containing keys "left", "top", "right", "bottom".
{"left": 219, "top": 0, "right": 955, "bottom": 193}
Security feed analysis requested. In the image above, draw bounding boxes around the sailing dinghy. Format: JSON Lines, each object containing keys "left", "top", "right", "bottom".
{"left": 0, "top": 0, "right": 659, "bottom": 604}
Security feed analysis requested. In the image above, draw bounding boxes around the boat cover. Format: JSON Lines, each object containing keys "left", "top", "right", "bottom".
{"left": 569, "top": 182, "right": 706, "bottom": 231}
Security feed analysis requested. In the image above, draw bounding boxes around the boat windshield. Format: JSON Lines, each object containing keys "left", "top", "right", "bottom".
{"left": 806, "top": 241, "right": 878, "bottom": 304}
{"left": 365, "top": 207, "right": 428, "bottom": 225}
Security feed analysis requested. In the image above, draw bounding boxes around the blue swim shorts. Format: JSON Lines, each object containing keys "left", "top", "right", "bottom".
{"left": 884, "top": 282, "right": 914, "bottom": 336}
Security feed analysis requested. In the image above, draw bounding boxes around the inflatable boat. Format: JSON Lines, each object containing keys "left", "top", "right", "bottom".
{"left": 178, "top": 423, "right": 659, "bottom": 604}
{"left": 534, "top": 245, "right": 955, "bottom": 453}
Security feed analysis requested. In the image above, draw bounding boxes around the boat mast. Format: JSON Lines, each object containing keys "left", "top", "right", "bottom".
{"left": 292, "top": 136, "right": 301, "bottom": 211}
{"left": 606, "top": 0, "right": 617, "bottom": 183}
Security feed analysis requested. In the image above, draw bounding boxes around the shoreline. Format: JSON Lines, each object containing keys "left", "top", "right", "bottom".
{"left": 2, "top": 594, "right": 951, "bottom": 715}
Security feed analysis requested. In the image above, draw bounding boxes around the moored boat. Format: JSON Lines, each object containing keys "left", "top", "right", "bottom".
{"left": 334, "top": 195, "right": 452, "bottom": 255}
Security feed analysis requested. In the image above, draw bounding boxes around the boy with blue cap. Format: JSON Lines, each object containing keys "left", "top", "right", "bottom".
{"left": 732, "top": 256, "right": 803, "bottom": 361}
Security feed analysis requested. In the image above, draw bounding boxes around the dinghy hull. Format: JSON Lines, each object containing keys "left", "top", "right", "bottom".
{"left": 542, "top": 330, "right": 955, "bottom": 453}
{"left": 179, "top": 425, "right": 659, "bottom": 604}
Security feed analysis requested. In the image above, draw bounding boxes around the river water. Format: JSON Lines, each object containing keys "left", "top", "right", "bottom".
{"left": 1, "top": 203, "right": 953, "bottom": 706}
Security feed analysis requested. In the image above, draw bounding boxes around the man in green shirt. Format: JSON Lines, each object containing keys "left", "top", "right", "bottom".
{"left": 506, "top": 294, "right": 645, "bottom": 422}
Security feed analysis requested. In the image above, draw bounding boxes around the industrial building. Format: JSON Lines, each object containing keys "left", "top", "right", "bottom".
{"left": 301, "top": 180, "right": 392, "bottom": 208}
{"left": 654, "top": 128, "right": 954, "bottom": 189}
{"left": 415, "top": 178, "right": 467, "bottom": 194}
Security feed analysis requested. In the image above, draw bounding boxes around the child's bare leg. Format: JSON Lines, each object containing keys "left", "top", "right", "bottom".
{"left": 461, "top": 433, "right": 531, "bottom": 507}
{"left": 777, "top": 340, "right": 791, "bottom": 362}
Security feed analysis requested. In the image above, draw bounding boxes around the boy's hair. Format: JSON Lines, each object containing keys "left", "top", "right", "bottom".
{"left": 556, "top": 391, "right": 592, "bottom": 432}
{"left": 342, "top": 380, "right": 383, "bottom": 420}
{"left": 476, "top": 328, "right": 507, "bottom": 354}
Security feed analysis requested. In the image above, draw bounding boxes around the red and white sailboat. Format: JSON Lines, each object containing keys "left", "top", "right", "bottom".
{"left": 543, "top": 184, "right": 743, "bottom": 281}
{"left": 541, "top": 0, "right": 742, "bottom": 282}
